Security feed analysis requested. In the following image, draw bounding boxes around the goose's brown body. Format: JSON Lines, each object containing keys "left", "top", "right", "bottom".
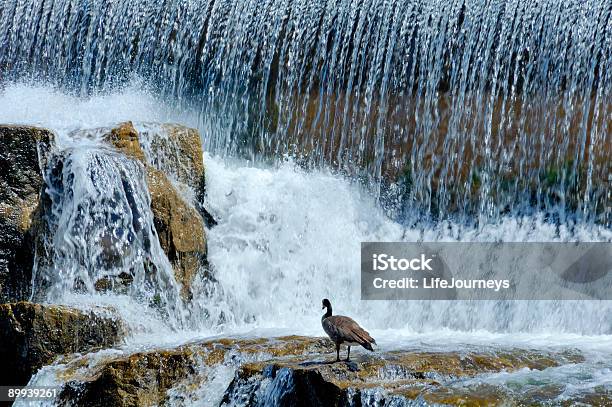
{"left": 321, "top": 299, "right": 375, "bottom": 361}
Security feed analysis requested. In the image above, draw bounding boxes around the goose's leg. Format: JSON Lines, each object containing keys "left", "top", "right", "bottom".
{"left": 336, "top": 343, "right": 340, "bottom": 362}
{"left": 345, "top": 346, "right": 351, "bottom": 362}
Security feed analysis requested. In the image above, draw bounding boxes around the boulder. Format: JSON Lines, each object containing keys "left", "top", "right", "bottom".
{"left": 147, "top": 167, "right": 207, "bottom": 299}
{"left": 49, "top": 336, "right": 597, "bottom": 407}
{"left": 0, "top": 125, "right": 54, "bottom": 302}
{"left": 103, "top": 122, "right": 209, "bottom": 299}
{"left": 136, "top": 123, "right": 205, "bottom": 192}
{"left": 0, "top": 302, "right": 124, "bottom": 386}
{"left": 136, "top": 122, "right": 216, "bottom": 227}
{"left": 57, "top": 336, "right": 329, "bottom": 406}
{"left": 222, "top": 347, "right": 585, "bottom": 406}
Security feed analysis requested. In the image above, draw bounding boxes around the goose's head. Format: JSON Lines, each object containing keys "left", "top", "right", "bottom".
{"left": 322, "top": 298, "right": 331, "bottom": 310}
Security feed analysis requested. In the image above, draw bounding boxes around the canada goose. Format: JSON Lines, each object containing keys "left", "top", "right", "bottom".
{"left": 321, "top": 298, "right": 376, "bottom": 362}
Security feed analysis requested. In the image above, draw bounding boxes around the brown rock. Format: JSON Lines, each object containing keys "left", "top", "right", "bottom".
{"left": 102, "top": 123, "right": 209, "bottom": 299}
{"left": 222, "top": 340, "right": 586, "bottom": 406}
{"left": 147, "top": 167, "right": 207, "bottom": 299}
{"left": 57, "top": 336, "right": 329, "bottom": 406}
{"left": 138, "top": 123, "right": 205, "bottom": 192}
{"left": 105, "top": 121, "right": 146, "bottom": 162}
{"left": 0, "top": 302, "right": 124, "bottom": 386}
{"left": 53, "top": 336, "right": 593, "bottom": 407}
{"left": 137, "top": 123, "right": 217, "bottom": 227}
{"left": 0, "top": 125, "right": 54, "bottom": 302}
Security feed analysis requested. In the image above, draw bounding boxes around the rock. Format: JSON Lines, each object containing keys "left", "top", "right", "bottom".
{"left": 222, "top": 346, "right": 585, "bottom": 406}
{"left": 105, "top": 122, "right": 146, "bottom": 162}
{"left": 57, "top": 336, "right": 329, "bottom": 406}
{"left": 0, "top": 302, "right": 124, "bottom": 386}
{"left": 137, "top": 122, "right": 217, "bottom": 228}
{"left": 94, "top": 272, "right": 134, "bottom": 294}
{"left": 147, "top": 167, "right": 207, "bottom": 299}
{"left": 136, "top": 123, "right": 205, "bottom": 192}
{"left": 102, "top": 122, "right": 209, "bottom": 299}
{"left": 50, "top": 336, "right": 594, "bottom": 407}
{"left": 0, "top": 125, "right": 54, "bottom": 302}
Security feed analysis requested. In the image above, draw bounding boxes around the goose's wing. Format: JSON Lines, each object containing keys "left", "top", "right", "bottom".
{"left": 324, "top": 315, "right": 376, "bottom": 345}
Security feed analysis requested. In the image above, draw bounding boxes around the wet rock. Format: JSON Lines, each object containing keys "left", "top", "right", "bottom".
{"left": 94, "top": 272, "right": 134, "bottom": 294}
{"left": 0, "top": 302, "right": 124, "bottom": 386}
{"left": 52, "top": 336, "right": 593, "bottom": 407}
{"left": 147, "top": 167, "right": 207, "bottom": 299}
{"left": 105, "top": 121, "right": 146, "bottom": 162}
{"left": 103, "top": 122, "right": 209, "bottom": 299}
{"left": 137, "top": 122, "right": 217, "bottom": 228}
{"left": 137, "top": 123, "right": 205, "bottom": 192}
{"left": 561, "top": 392, "right": 612, "bottom": 407}
{"left": 0, "top": 125, "right": 54, "bottom": 302}
{"left": 57, "top": 336, "right": 329, "bottom": 406}
{"left": 221, "top": 341, "right": 587, "bottom": 406}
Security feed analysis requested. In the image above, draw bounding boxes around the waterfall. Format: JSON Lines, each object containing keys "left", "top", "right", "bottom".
{"left": 0, "top": 0, "right": 609, "bottom": 225}
{"left": 31, "top": 134, "right": 188, "bottom": 327}
{"left": 0, "top": 0, "right": 610, "bottom": 334}
{"left": 1, "top": 2, "right": 611, "bottom": 403}
{"left": 203, "top": 155, "right": 612, "bottom": 335}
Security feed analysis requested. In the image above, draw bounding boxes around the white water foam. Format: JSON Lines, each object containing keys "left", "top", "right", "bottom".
{"left": 1, "top": 82, "right": 611, "bottom": 404}
{"left": 0, "top": 81, "right": 199, "bottom": 139}
{"left": 1, "top": 81, "right": 611, "bottom": 336}
{"left": 202, "top": 155, "right": 612, "bottom": 334}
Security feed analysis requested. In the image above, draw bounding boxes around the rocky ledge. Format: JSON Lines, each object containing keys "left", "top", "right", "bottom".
{"left": 31, "top": 335, "right": 605, "bottom": 407}
{"left": 0, "top": 302, "right": 124, "bottom": 386}
{"left": 0, "top": 121, "right": 212, "bottom": 303}
{"left": 55, "top": 336, "right": 329, "bottom": 406}
{"left": 0, "top": 121, "right": 211, "bottom": 386}
{"left": 222, "top": 342, "right": 590, "bottom": 407}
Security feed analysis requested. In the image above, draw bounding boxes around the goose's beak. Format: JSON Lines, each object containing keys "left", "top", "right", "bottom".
{"left": 321, "top": 304, "right": 325, "bottom": 309}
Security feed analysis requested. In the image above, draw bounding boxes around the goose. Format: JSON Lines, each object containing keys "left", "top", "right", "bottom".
{"left": 321, "top": 298, "right": 376, "bottom": 362}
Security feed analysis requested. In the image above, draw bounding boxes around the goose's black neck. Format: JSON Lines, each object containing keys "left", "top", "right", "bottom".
{"left": 322, "top": 305, "right": 332, "bottom": 319}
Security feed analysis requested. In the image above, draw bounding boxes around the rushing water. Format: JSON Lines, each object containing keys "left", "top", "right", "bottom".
{"left": 1, "top": 0, "right": 610, "bottom": 225}
{"left": 1, "top": 78, "right": 611, "bottom": 407}
{"left": 32, "top": 137, "right": 188, "bottom": 326}
{"left": 0, "top": 0, "right": 610, "bottom": 404}
{"left": 0, "top": 82, "right": 610, "bottom": 335}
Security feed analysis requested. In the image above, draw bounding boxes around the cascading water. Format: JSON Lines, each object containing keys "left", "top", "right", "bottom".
{"left": 31, "top": 136, "right": 188, "bottom": 326}
{"left": 0, "top": 0, "right": 609, "bottom": 338}
{"left": 0, "top": 0, "right": 611, "bottom": 404}
{"left": 201, "top": 155, "right": 612, "bottom": 334}
{"left": 0, "top": 0, "right": 609, "bottom": 225}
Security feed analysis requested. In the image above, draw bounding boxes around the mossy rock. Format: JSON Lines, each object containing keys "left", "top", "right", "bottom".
{"left": 0, "top": 302, "right": 124, "bottom": 386}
